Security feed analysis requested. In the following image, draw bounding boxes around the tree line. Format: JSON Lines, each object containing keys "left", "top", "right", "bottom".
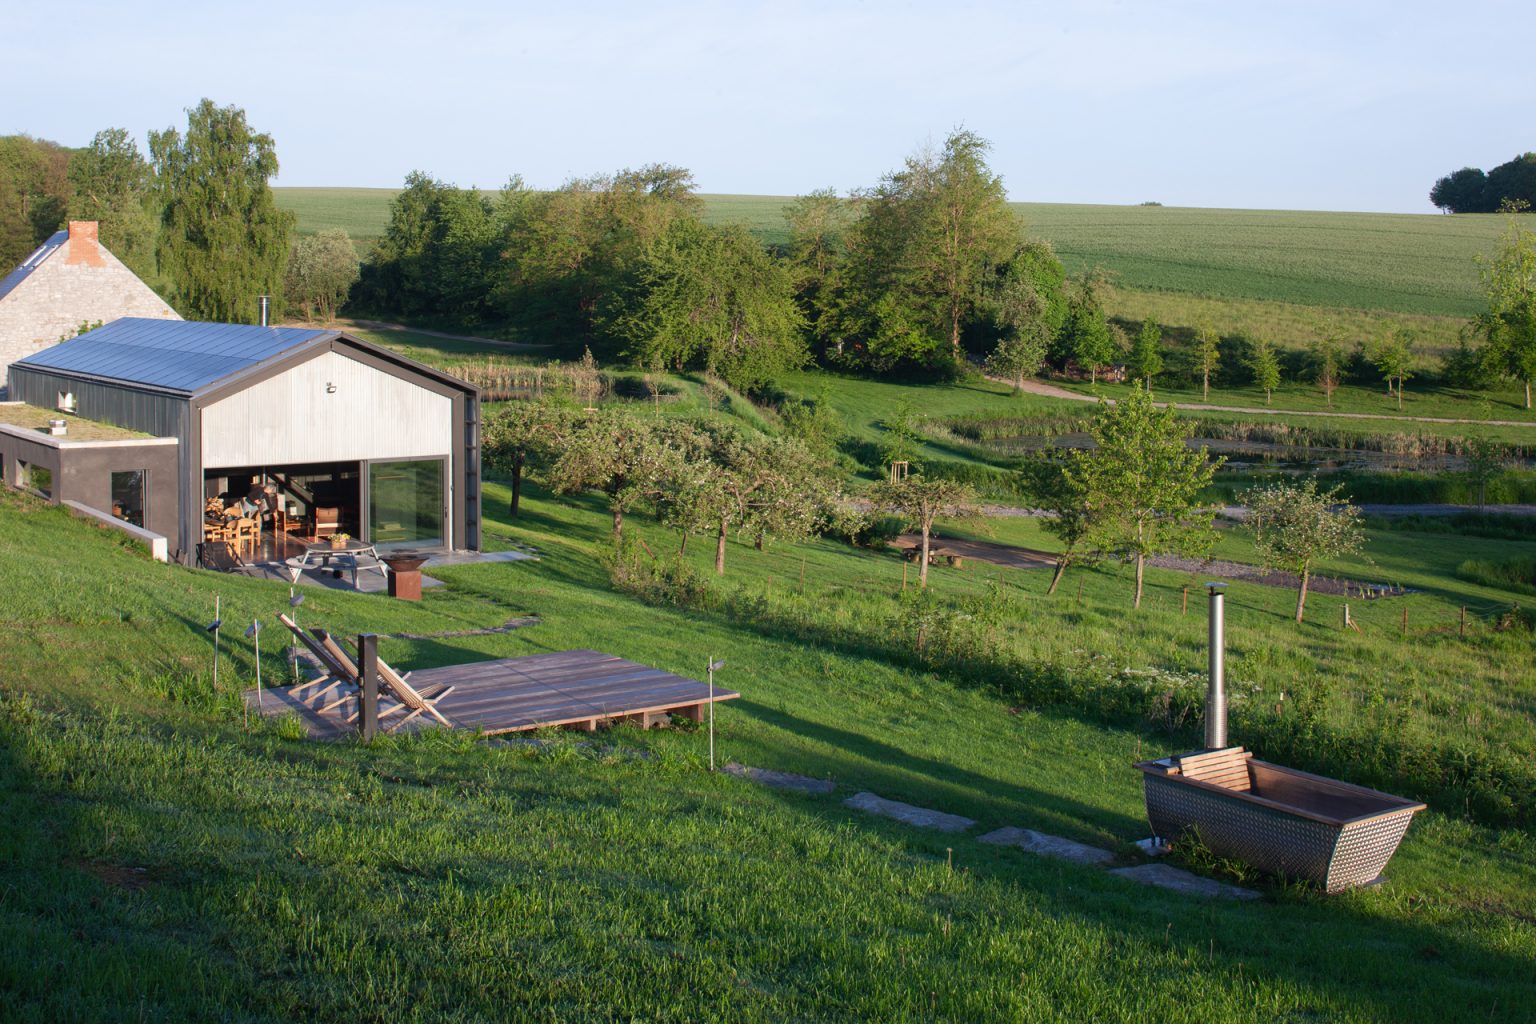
{"left": 1430, "top": 153, "right": 1536, "bottom": 213}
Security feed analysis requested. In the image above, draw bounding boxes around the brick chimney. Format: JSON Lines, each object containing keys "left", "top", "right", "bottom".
{"left": 65, "top": 220, "right": 105, "bottom": 267}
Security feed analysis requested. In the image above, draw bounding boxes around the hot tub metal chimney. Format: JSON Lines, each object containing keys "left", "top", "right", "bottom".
{"left": 258, "top": 295, "right": 271, "bottom": 327}
{"left": 1206, "top": 582, "right": 1227, "bottom": 750}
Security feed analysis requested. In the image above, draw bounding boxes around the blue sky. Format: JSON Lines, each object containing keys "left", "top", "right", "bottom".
{"left": 4, "top": 1, "right": 1531, "bottom": 212}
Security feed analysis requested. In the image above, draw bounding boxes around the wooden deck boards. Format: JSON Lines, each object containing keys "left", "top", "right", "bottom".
{"left": 243, "top": 648, "right": 738, "bottom": 738}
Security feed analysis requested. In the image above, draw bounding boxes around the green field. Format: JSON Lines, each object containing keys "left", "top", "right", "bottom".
{"left": 4, "top": 474, "right": 1536, "bottom": 1021}
{"left": 275, "top": 188, "right": 1523, "bottom": 323}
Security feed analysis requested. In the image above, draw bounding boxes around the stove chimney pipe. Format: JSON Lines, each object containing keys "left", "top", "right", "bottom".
{"left": 1205, "top": 582, "right": 1227, "bottom": 749}
{"left": 258, "top": 295, "right": 270, "bottom": 327}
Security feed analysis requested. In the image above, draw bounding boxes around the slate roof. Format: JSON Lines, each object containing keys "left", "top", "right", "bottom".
{"left": 0, "top": 229, "right": 68, "bottom": 304}
{"left": 14, "top": 317, "right": 329, "bottom": 395}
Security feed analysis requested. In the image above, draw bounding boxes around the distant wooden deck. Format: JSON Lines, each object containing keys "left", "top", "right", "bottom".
{"left": 244, "top": 649, "right": 739, "bottom": 739}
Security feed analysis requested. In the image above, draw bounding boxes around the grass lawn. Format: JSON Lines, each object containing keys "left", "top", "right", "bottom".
{"left": 2, "top": 481, "right": 1534, "bottom": 1021}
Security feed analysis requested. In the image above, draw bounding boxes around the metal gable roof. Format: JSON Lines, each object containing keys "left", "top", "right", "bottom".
{"left": 0, "top": 229, "right": 68, "bottom": 304}
{"left": 14, "top": 317, "right": 330, "bottom": 395}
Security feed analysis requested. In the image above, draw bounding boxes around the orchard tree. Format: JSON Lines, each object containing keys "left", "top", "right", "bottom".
{"left": 150, "top": 99, "right": 294, "bottom": 322}
{"left": 1128, "top": 318, "right": 1164, "bottom": 392}
{"left": 1243, "top": 480, "right": 1365, "bottom": 623}
{"left": 871, "top": 475, "right": 977, "bottom": 588}
{"left": 1248, "top": 336, "right": 1282, "bottom": 404}
{"left": 285, "top": 228, "right": 360, "bottom": 322}
{"left": 1370, "top": 327, "right": 1415, "bottom": 409}
{"left": 1477, "top": 203, "right": 1536, "bottom": 408}
{"left": 544, "top": 410, "right": 685, "bottom": 541}
{"left": 66, "top": 128, "right": 157, "bottom": 280}
{"left": 1196, "top": 322, "right": 1221, "bottom": 401}
{"left": 1065, "top": 385, "right": 1221, "bottom": 609}
{"left": 482, "top": 398, "right": 577, "bottom": 516}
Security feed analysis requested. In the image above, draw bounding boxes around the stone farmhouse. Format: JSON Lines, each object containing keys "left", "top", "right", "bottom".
{"left": 0, "top": 221, "right": 179, "bottom": 392}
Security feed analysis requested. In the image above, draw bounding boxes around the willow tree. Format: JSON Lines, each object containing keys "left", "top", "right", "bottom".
{"left": 150, "top": 100, "right": 293, "bottom": 322}
{"left": 1244, "top": 480, "right": 1365, "bottom": 623}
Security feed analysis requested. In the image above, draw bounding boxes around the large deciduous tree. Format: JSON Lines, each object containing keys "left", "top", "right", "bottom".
{"left": 1243, "top": 480, "right": 1365, "bottom": 623}
{"left": 66, "top": 128, "right": 158, "bottom": 281}
{"left": 1477, "top": 205, "right": 1536, "bottom": 408}
{"left": 605, "top": 219, "right": 807, "bottom": 392}
{"left": 0, "top": 134, "right": 72, "bottom": 268}
{"left": 836, "top": 130, "right": 1020, "bottom": 371}
{"left": 1065, "top": 386, "right": 1221, "bottom": 609}
{"left": 149, "top": 100, "right": 293, "bottom": 322}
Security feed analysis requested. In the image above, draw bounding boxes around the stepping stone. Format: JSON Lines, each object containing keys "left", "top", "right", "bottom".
{"left": 977, "top": 827, "right": 1114, "bottom": 866}
{"left": 722, "top": 763, "right": 836, "bottom": 794}
{"left": 844, "top": 792, "right": 976, "bottom": 833}
{"left": 1109, "top": 864, "right": 1260, "bottom": 901}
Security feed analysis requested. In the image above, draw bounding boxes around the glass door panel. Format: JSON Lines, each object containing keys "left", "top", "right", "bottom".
{"left": 368, "top": 459, "right": 444, "bottom": 549}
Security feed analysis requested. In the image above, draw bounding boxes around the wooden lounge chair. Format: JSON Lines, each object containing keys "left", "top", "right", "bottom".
{"left": 274, "top": 614, "right": 454, "bottom": 733}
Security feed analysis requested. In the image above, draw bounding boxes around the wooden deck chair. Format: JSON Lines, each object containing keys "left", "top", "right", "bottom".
{"left": 275, "top": 613, "right": 360, "bottom": 712}
{"left": 315, "top": 630, "right": 455, "bottom": 732}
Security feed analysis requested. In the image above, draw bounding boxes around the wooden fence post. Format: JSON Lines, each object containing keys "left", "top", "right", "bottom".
{"left": 358, "top": 633, "right": 380, "bottom": 743}
{"left": 1401, "top": 606, "right": 1408, "bottom": 637}
{"left": 1182, "top": 586, "right": 1189, "bottom": 615}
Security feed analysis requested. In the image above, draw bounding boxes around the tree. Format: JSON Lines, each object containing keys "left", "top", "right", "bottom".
{"left": 285, "top": 229, "right": 360, "bottom": 323}
{"left": 1311, "top": 330, "right": 1345, "bottom": 407}
{"left": 543, "top": 410, "right": 686, "bottom": 541}
{"left": 0, "top": 134, "right": 72, "bottom": 268}
{"left": 870, "top": 475, "right": 977, "bottom": 588}
{"left": 605, "top": 219, "right": 807, "bottom": 392}
{"left": 1247, "top": 336, "right": 1281, "bottom": 404}
{"left": 1430, "top": 167, "right": 1489, "bottom": 213}
{"left": 836, "top": 129, "right": 1020, "bottom": 370}
{"left": 1195, "top": 322, "right": 1221, "bottom": 401}
{"left": 501, "top": 164, "right": 702, "bottom": 345}
{"left": 66, "top": 128, "right": 157, "bottom": 281}
{"left": 1477, "top": 204, "right": 1536, "bottom": 408}
{"left": 878, "top": 401, "right": 923, "bottom": 473}
{"left": 149, "top": 100, "right": 293, "bottom": 322}
{"left": 1370, "top": 327, "right": 1415, "bottom": 410}
{"left": 1060, "top": 277, "right": 1116, "bottom": 382}
{"left": 481, "top": 398, "right": 575, "bottom": 516}
{"left": 1243, "top": 480, "right": 1365, "bottom": 623}
{"left": 1128, "top": 318, "right": 1164, "bottom": 392}
{"left": 1019, "top": 452, "right": 1098, "bottom": 595}
{"left": 981, "top": 242, "right": 1063, "bottom": 391}
{"left": 1065, "top": 385, "right": 1221, "bottom": 608}
{"left": 1462, "top": 435, "right": 1505, "bottom": 510}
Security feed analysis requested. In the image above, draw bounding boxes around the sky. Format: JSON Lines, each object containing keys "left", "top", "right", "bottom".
{"left": 4, "top": 1, "right": 1532, "bottom": 213}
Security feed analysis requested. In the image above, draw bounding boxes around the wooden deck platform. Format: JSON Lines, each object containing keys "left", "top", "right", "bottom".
{"left": 243, "top": 648, "right": 739, "bottom": 739}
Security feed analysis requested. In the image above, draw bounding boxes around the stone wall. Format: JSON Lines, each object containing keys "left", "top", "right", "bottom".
{"left": 0, "top": 222, "right": 180, "bottom": 390}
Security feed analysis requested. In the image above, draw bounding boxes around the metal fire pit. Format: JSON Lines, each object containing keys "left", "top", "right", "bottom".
{"left": 1136, "top": 748, "right": 1425, "bottom": 894}
{"left": 1133, "top": 583, "right": 1427, "bottom": 894}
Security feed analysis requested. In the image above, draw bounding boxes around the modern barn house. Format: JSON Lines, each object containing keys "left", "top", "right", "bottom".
{"left": 3, "top": 318, "right": 481, "bottom": 565}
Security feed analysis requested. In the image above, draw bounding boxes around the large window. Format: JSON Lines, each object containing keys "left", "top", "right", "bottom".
{"left": 368, "top": 459, "right": 444, "bottom": 549}
{"left": 111, "top": 470, "right": 146, "bottom": 527}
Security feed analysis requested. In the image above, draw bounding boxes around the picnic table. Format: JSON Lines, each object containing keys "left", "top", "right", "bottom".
{"left": 285, "top": 539, "right": 389, "bottom": 587}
